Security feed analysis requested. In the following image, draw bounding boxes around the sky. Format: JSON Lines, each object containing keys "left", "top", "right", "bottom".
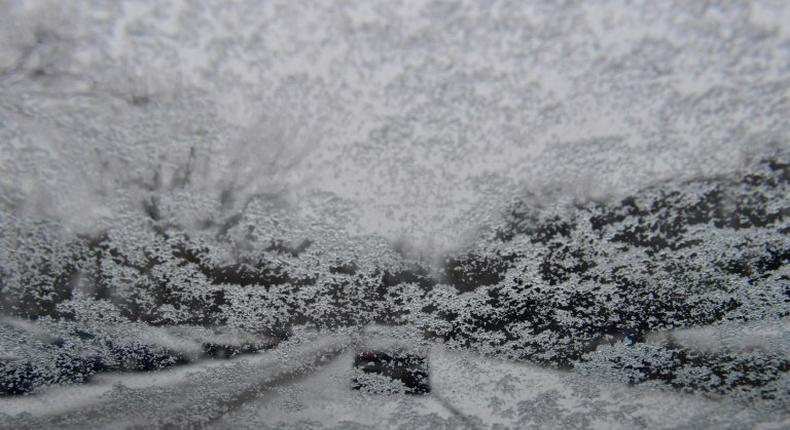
{"left": 1, "top": 0, "right": 789, "bottom": 253}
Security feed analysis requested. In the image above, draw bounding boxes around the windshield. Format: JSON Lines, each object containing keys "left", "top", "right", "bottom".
{"left": 1, "top": 1, "right": 788, "bottom": 429}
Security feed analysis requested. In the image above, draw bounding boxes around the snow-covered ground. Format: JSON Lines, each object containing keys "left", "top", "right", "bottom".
{"left": 217, "top": 347, "right": 790, "bottom": 430}
{"left": 0, "top": 332, "right": 353, "bottom": 428}
{"left": 4, "top": 332, "right": 787, "bottom": 429}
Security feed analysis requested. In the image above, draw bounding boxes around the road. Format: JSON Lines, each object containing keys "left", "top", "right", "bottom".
{"left": 3, "top": 331, "right": 787, "bottom": 430}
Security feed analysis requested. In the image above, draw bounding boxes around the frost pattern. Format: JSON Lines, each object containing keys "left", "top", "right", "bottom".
{"left": 1, "top": 0, "right": 789, "bottom": 428}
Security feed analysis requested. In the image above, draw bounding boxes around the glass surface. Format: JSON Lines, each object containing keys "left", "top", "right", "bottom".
{"left": 1, "top": 1, "right": 788, "bottom": 428}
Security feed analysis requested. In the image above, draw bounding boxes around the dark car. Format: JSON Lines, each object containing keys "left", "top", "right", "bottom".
{"left": 351, "top": 325, "right": 431, "bottom": 395}
{"left": 352, "top": 349, "right": 430, "bottom": 395}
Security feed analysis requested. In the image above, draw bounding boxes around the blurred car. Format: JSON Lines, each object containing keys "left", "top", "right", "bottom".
{"left": 351, "top": 325, "right": 430, "bottom": 395}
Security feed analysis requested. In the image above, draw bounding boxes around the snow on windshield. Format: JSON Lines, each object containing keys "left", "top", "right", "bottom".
{"left": 1, "top": 0, "right": 789, "bottom": 429}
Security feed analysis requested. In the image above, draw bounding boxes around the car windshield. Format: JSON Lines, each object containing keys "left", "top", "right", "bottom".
{"left": 1, "top": 1, "right": 789, "bottom": 429}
